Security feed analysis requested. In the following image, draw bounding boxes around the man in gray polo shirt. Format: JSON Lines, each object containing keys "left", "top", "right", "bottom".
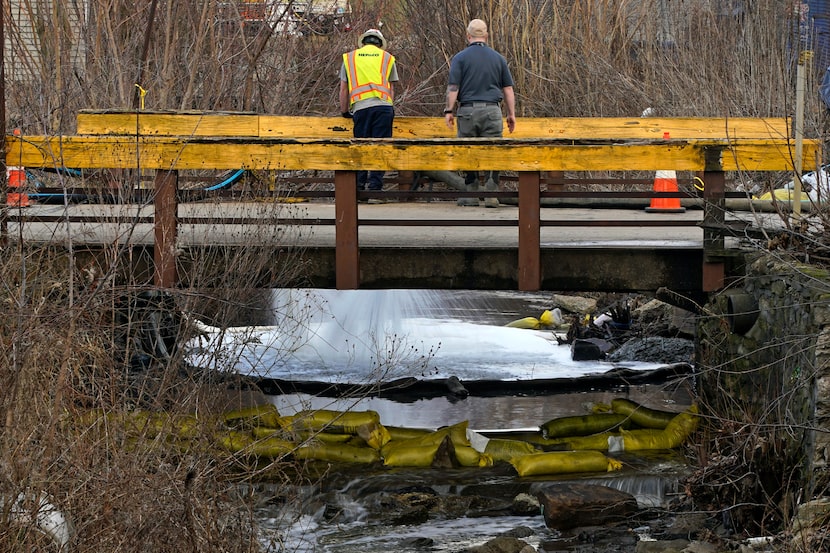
{"left": 444, "top": 18, "right": 516, "bottom": 207}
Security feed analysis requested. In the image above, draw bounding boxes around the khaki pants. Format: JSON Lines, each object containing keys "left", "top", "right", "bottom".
{"left": 456, "top": 103, "right": 503, "bottom": 186}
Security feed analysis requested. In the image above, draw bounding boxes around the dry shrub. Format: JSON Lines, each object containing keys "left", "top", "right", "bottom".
{"left": 395, "top": 0, "right": 802, "bottom": 118}
{"left": 2, "top": 0, "right": 829, "bottom": 549}
{"left": 0, "top": 242, "right": 272, "bottom": 551}
{"left": 3, "top": 1, "right": 815, "bottom": 126}
{"left": 0, "top": 193, "right": 314, "bottom": 551}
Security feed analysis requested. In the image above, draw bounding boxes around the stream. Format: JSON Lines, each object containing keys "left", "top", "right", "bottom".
{"left": 186, "top": 289, "right": 697, "bottom": 553}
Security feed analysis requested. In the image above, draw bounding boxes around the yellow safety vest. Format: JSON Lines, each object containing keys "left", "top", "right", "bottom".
{"left": 344, "top": 45, "right": 395, "bottom": 106}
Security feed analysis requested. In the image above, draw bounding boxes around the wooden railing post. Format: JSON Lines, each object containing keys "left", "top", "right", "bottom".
{"left": 518, "top": 171, "right": 541, "bottom": 291}
{"left": 545, "top": 170, "right": 565, "bottom": 192}
{"left": 334, "top": 170, "right": 359, "bottom": 289}
{"left": 154, "top": 169, "right": 178, "bottom": 288}
{"left": 702, "top": 169, "right": 725, "bottom": 291}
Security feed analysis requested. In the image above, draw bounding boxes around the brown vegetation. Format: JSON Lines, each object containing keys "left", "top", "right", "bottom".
{"left": 2, "top": 0, "right": 828, "bottom": 551}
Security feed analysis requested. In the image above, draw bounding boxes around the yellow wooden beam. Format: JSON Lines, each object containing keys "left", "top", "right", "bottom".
{"left": 76, "top": 110, "right": 261, "bottom": 137}
{"left": 7, "top": 135, "right": 816, "bottom": 173}
{"left": 76, "top": 111, "right": 792, "bottom": 140}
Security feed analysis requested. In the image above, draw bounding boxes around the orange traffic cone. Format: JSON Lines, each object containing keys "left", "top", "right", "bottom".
{"left": 6, "top": 166, "right": 30, "bottom": 207}
{"left": 645, "top": 170, "right": 685, "bottom": 213}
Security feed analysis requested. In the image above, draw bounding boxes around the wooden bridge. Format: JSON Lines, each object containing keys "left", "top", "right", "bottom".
{"left": 3, "top": 111, "right": 817, "bottom": 294}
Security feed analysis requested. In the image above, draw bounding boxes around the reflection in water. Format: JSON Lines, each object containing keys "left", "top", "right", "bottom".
{"left": 271, "top": 382, "right": 694, "bottom": 432}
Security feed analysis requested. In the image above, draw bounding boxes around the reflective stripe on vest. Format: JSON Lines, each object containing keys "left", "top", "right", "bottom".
{"left": 344, "top": 45, "right": 394, "bottom": 106}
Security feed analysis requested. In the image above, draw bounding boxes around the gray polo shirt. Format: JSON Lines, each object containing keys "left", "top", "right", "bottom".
{"left": 448, "top": 42, "right": 514, "bottom": 104}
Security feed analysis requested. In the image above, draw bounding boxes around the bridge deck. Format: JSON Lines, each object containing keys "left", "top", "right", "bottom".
{"left": 9, "top": 200, "right": 713, "bottom": 247}
{"left": 6, "top": 199, "right": 776, "bottom": 294}
{"left": 3, "top": 113, "right": 814, "bottom": 293}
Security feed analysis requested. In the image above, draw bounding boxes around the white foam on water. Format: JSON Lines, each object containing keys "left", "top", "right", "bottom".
{"left": 316, "top": 516, "right": 547, "bottom": 553}
{"left": 186, "top": 288, "right": 661, "bottom": 382}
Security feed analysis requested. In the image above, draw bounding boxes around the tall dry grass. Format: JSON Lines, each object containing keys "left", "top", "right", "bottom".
{"left": 0, "top": 232, "right": 314, "bottom": 551}
{"left": 1, "top": 0, "right": 827, "bottom": 551}
{"left": 395, "top": 0, "right": 807, "bottom": 119}
{"left": 2, "top": 0, "right": 816, "bottom": 126}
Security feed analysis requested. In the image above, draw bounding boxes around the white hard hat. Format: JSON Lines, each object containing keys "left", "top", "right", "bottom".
{"left": 359, "top": 29, "right": 386, "bottom": 49}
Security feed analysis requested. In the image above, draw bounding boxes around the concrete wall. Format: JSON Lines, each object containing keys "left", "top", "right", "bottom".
{"left": 697, "top": 253, "right": 830, "bottom": 500}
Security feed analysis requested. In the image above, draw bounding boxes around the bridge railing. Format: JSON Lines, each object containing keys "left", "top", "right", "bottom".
{"left": 3, "top": 112, "right": 818, "bottom": 292}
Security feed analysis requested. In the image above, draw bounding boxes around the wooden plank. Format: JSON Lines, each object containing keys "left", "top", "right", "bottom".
{"left": 388, "top": 116, "right": 791, "bottom": 140}
{"left": 77, "top": 111, "right": 260, "bottom": 137}
{"left": 7, "top": 135, "right": 817, "bottom": 173}
{"left": 77, "top": 111, "right": 791, "bottom": 140}
{"left": 260, "top": 116, "right": 354, "bottom": 138}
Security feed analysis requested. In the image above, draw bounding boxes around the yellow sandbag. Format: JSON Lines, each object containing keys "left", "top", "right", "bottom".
{"left": 128, "top": 411, "right": 211, "bottom": 440}
{"left": 134, "top": 412, "right": 206, "bottom": 440}
{"left": 511, "top": 450, "right": 622, "bottom": 477}
{"left": 483, "top": 438, "right": 539, "bottom": 462}
{"left": 252, "top": 426, "right": 281, "bottom": 440}
{"left": 380, "top": 423, "right": 468, "bottom": 467}
{"left": 662, "top": 404, "right": 699, "bottom": 445}
{"left": 114, "top": 410, "right": 156, "bottom": 436}
{"left": 357, "top": 421, "right": 392, "bottom": 450}
{"left": 73, "top": 408, "right": 108, "bottom": 429}
{"left": 216, "top": 430, "right": 255, "bottom": 453}
{"left": 540, "top": 413, "right": 632, "bottom": 439}
{"left": 305, "top": 431, "right": 354, "bottom": 443}
{"left": 77, "top": 409, "right": 214, "bottom": 442}
{"left": 248, "top": 437, "right": 295, "bottom": 458}
{"left": 381, "top": 440, "right": 442, "bottom": 467}
{"left": 295, "top": 443, "right": 380, "bottom": 464}
{"left": 223, "top": 404, "right": 281, "bottom": 429}
{"left": 506, "top": 316, "right": 542, "bottom": 329}
{"left": 166, "top": 414, "right": 205, "bottom": 439}
{"left": 218, "top": 430, "right": 293, "bottom": 457}
{"left": 506, "top": 310, "right": 556, "bottom": 329}
{"left": 386, "top": 426, "right": 432, "bottom": 441}
{"left": 478, "top": 430, "right": 572, "bottom": 449}
{"left": 345, "top": 435, "right": 370, "bottom": 448}
{"left": 292, "top": 409, "right": 381, "bottom": 433}
{"left": 610, "top": 429, "right": 666, "bottom": 451}
{"left": 553, "top": 432, "right": 617, "bottom": 451}
{"left": 248, "top": 415, "right": 304, "bottom": 440}
{"left": 610, "top": 405, "right": 699, "bottom": 451}
{"left": 251, "top": 426, "right": 355, "bottom": 444}
{"left": 410, "top": 421, "right": 471, "bottom": 449}
{"left": 455, "top": 446, "right": 494, "bottom": 467}
{"left": 271, "top": 415, "right": 303, "bottom": 432}
{"left": 611, "top": 398, "right": 677, "bottom": 429}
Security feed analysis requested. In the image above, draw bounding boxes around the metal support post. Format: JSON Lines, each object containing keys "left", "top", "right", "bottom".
{"left": 702, "top": 170, "right": 725, "bottom": 291}
{"left": 518, "top": 171, "right": 541, "bottom": 291}
{"left": 153, "top": 170, "right": 178, "bottom": 288}
{"left": 334, "top": 170, "right": 359, "bottom": 289}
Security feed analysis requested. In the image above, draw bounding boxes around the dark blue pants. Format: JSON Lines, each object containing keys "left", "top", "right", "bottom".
{"left": 352, "top": 105, "right": 394, "bottom": 191}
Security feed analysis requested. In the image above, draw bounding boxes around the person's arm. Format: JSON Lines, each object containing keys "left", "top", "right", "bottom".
{"left": 444, "top": 85, "right": 459, "bottom": 129}
{"left": 339, "top": 79, "right": 350, "bottom": 116}
{"left": 388, "top": 61, "right": 398, "bottom": 104}
{"left": 502, "top": 85, "right": 516, "bottom": 133}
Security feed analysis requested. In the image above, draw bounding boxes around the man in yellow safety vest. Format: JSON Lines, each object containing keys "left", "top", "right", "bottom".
{"left": 339, "top": 28, "right": 398, "bottom": 198}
